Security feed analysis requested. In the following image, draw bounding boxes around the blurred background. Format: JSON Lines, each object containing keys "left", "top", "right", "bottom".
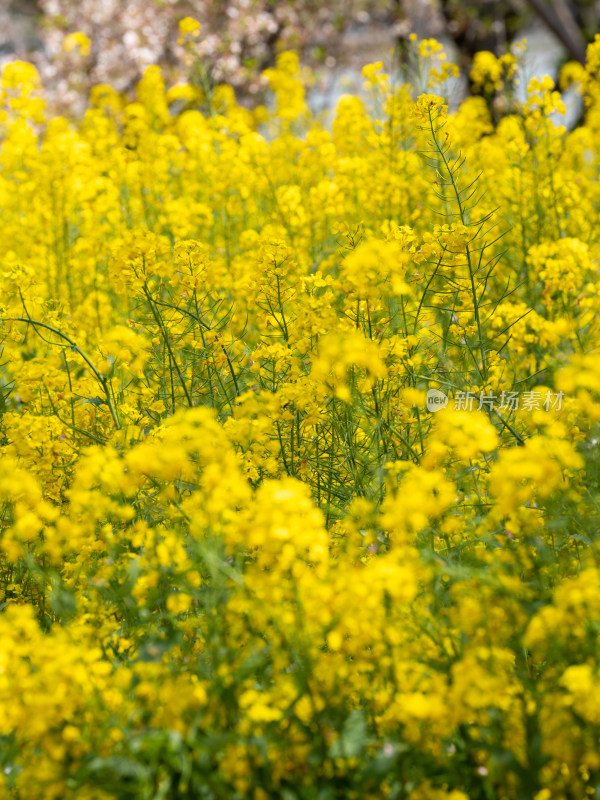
{"left": 0, "top": 0, "right": 598, "bottom": 114}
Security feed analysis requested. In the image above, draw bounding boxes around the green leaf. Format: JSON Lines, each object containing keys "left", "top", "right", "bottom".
{"left": 328, "top": 709, "right": 367, "bottom": 759}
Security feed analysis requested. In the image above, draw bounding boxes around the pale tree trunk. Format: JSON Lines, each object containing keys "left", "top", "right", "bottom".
{"left": 525, "top": 0, "right": 587, "bottom": 62}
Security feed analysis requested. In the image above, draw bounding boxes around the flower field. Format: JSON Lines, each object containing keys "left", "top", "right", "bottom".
{"left": 1, "top": 28, "right": 600, "bottom": 800}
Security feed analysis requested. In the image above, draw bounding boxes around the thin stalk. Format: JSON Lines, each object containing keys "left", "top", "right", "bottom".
{"left": 7, "top": 315, "right": 121, "bottom": 431}
{"left": 427, "top": 109, "right": 488, "bottom": 383}
{"left": 142, "top": 285, "right": 193, "bottom": 408}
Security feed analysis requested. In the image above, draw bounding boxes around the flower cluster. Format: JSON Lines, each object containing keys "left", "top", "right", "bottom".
{"left": 0, "top": 30, "right": 599, "bottom": 800}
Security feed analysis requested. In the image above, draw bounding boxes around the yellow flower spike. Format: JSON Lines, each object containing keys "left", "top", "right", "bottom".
{"left": 418, "top": 38, "right": 444, "bottom": 59}
{"left": 380, "top": 463, "right": 456, "bottom": 537}
{"left": 166, "top": 592, "right": 193, "bottom": 614}
{"left": 423, "top": 408, "right": 498, "bottom": 468}
{"left": 1, "top": 60, "right": 40, "bottom": 92}
{"left": 89, "top": 83, "right": 122, "bottom": 111}
{"left": 489, "top": 435, "right": 583, "bottom": 518}
{"left": 136, "top": 65, "right": 171, "bottom": 126}
{"left": 411, "top": 93, "right": 448, "bottom": 122}
{"left": 263, "top": 51, "right": 308, "bottom": 123}
{"left": 471, "top": 50, "right": 505, "bottom": 93}
{"left": 63, "top": 32, "right": 91, "bottom": 57}
{"left": 178, "top": 17, "right": 202, "bottom": 37}
{"left": 362, "top": 61, "right": 389, "bottom": 91}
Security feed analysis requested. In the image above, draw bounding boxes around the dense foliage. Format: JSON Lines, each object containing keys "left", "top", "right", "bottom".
{"left": 1, "top": 29, "right": 600, "bottom": 800}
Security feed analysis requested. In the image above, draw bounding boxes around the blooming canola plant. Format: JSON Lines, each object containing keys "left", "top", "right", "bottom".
{"left": 0, "top": 26, "right": 600, "bottom": 799}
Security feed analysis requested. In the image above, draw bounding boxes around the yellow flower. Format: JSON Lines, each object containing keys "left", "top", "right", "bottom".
{"left": 411, "top": 93, "right": 447, "bottom": 122}
{"left": 63, "top": 32, "right": 91, "bottom": 57}
{"left": 178, "top": 17, "right": 202, "bottom": 37}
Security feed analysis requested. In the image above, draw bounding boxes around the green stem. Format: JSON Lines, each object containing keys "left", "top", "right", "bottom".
{"left": 142, "top": 285, "right": 193, "bottom": 408}
{"left": 7, "top": 315, "right": 121, "bottom": 430}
